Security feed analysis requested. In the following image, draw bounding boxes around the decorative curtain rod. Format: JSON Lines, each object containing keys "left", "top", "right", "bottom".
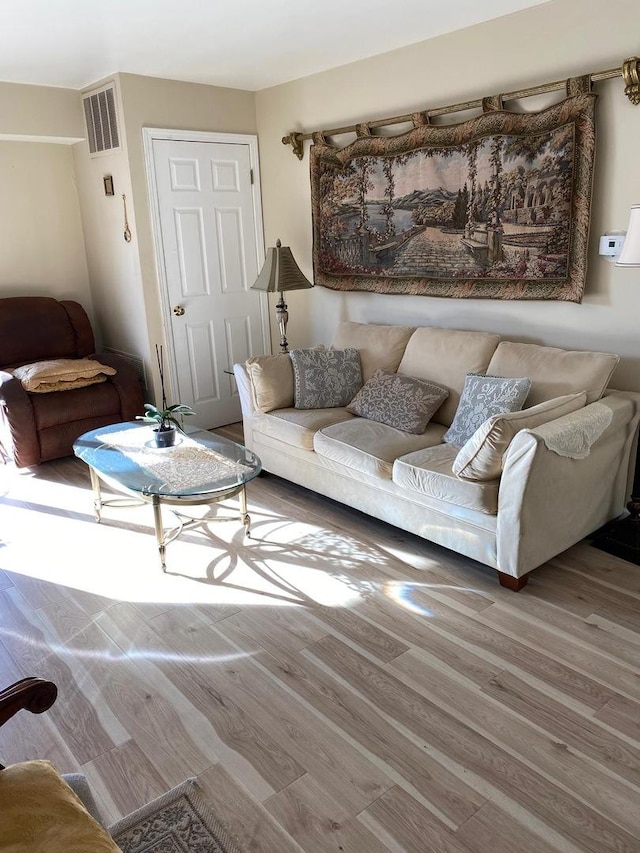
{"left": 283, "top": 56, "right": 640, "bottom": 160}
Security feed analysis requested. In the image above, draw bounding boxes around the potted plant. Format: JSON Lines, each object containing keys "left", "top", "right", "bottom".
{"left": 136, "top": 345, "right": 195, "bottom": 447}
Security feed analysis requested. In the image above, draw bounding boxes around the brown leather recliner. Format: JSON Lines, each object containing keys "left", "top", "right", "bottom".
{"left": 0, "top": 296, "right": 144, "bottom": 467}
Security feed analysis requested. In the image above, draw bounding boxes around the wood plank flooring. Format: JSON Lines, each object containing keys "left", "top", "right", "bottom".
{"left": 0, "top": 423, "right": 639, "bottom": 851}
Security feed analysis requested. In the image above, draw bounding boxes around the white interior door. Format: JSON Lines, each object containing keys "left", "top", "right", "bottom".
{"left": 148, "top": 132, "right": 269, "bottom": 429}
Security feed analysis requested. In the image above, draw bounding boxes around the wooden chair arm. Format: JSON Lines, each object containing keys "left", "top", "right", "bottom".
{"left": 0, "top": 677, "right": 57, "bottom": 728}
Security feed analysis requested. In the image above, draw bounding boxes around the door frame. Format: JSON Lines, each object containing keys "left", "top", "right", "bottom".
{"left": 142, "top": 127, "right": 270, "bottom": 404}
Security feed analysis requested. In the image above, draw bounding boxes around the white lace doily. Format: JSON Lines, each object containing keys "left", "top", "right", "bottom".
{"left": 532, "top": 402, "right": 613, "bottom": 458}
{"left": 97, "top": 427, "right": 253, "bottom": 491}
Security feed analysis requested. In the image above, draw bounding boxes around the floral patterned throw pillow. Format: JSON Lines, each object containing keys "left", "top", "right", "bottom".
{"left": 347, "top": 369, "right": 449, "bottom": 434}
{"left": 443, "top": 373, "right": 531, "bottom": 446}
{"left": 290, "top": 348, "right": 363, "bottom": 409}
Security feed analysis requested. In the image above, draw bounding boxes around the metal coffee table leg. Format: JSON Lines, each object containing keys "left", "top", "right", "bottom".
{"left": 89, "top": 467, "right": 102, "bottom": 522}
{"left": 240, "top": 486, "right": 251, "bottom": 538}
{"left": 152, "top": 496, "right": 167, "bottom": 571}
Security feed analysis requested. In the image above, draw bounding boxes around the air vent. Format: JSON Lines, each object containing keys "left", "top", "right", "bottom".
{"left": 103, "top": 348, "right": 147, "bottom": 397}
{"left": 82, "top": 85, "right": 120, "bottom": 155}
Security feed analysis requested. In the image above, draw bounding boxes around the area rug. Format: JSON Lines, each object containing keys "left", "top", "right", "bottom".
{"left": 108, "top": 778, "right": 243, "bottom": 853}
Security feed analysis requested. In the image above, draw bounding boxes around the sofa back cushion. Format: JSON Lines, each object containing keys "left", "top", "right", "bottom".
{"left": 397, "top": 327, "right": 500, "bottom": 426}
{"left": 486, "top": 341, "right": 619, "bottom": 405}
{"left": 452, "top": 391, "right": 587, "bottom": 481}
{"left": 332, "top": 322, "right": 415, "bottom": 382}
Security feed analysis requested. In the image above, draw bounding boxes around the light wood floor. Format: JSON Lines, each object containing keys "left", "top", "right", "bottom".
{"left": 1, "top": 424, "right": 639, "bottom": 852}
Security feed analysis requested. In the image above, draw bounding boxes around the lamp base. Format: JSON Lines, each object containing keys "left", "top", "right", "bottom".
{"left": 275, "top": 293, "right": 289, "bottom": 354}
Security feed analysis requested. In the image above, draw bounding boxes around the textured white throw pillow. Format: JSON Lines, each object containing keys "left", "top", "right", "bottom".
{"left": 453, "top": 391, "right": 587, "bottom": 481}
{"left": 290, "top": 348, "right": 363, "bottom": 409}
{"left": 443, "top": 374, "right": 532, "bottom": 446}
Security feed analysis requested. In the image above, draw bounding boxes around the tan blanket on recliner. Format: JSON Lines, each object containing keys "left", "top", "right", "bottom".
{"left": 11, "top": 358, "right": 116, "bottom": 393}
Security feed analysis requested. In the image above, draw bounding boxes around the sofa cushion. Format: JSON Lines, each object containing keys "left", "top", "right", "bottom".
{"left": 453, "top": 391, "right": 587, "bottom": 481}
{"left": 332, "top": 322, "right": 415, "bottom": 382}
{"left": 246, "top": 354, "right": 294, "bottom": 412}
{"left": 254, "top": 407, "right": 355, "bottom": 450}
{"left": 443, "top": 374, "right": 531, "bottom": 446}
{"left": 0, "top": 760, "right": 121, "bottom": 853}
{"left": 31, "top": 383, "right": 122, "bottom": 431}
{"left": 486, "top": 341, "right": 619, "bottom": 405}
{"left": 12, "top": 358, "right": 117, "bottom": 393}
{"left": 291, "top": 348, "right": 362, "bottom": 408}
{"left": 393, "top": 444, "right": 499, "bottom": 515}
{"left": 347, "top": 369, "right": 449, "bottom": 434}
{"left": 314, "top": 418, "right": 447, "bottom": 480}
{"left": 397, "top": 327, "right": 500, "bottom": 426}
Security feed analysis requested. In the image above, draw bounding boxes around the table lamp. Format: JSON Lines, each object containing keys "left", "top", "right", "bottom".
{"left": 251, "top": 239, "right": 313, "bottom": 353}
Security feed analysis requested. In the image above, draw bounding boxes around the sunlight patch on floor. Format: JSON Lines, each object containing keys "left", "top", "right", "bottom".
{"left": 0, "top": 472, "right": 390, "bottom": 608}
{"left": 0, "top": 624, "right": 252, "bottom": 666}
{"left": 384, "top": 581, "right": 435, "bottom": 615}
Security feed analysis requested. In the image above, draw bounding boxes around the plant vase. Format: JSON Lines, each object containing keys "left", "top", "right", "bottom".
{"left": 154, "top": 425, "right": 177, "bottom": 448}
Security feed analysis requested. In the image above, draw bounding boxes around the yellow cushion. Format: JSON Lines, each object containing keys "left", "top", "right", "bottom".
{"left": 12, "top": 359, "right": 116, "bottom": 393}
{"left": 0, "top": 760, "right": 120, "bottom": 852}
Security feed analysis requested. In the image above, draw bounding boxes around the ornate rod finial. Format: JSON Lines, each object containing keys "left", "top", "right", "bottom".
{"left": 622, "top": 57, "right": 640, "bottom": 105}
{"left": 282, "top": 132, "right": 305, "bottom": 160}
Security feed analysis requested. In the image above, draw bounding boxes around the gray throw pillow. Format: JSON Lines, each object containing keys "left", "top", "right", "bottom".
{"left": 443, "top": 373, "right": 531, "bottom": 446}
{"left": 347, "top": 369, "right": 449, "bottom": 434}
{"left": 290, "top": 348, "right": 363, "bottom": 409}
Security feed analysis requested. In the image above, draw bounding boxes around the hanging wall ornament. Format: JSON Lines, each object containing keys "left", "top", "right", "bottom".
{"left": 122, "top": 194, "right": 132, "bottom": 243}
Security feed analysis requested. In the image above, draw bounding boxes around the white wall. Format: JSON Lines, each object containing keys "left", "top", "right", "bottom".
{"left": 255, "top": 0, "right": 640, "bottom": 391}
{"left": 73, "top": 77, "right": 148, "bottom": 358}
{"left": 0, "top": 141, "right": 92, "bottom": 308}
{"left": 0, "top": 82, "right": 91, "bottom": 311}
{"left": 73, "top": 73, "right": 257, "bottom": 399}
{"left": 0, "top": 81, "right": 84, "bottom": 141}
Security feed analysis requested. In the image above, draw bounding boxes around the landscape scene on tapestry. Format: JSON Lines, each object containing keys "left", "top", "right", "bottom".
{"left": 314, "top": 125, "right": 577, "bottom": 291}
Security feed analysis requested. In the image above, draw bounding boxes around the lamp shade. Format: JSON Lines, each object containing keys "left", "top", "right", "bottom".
{"left": 616, "top": 204, "right": 640, "bottom": 267}
{"left": 251, "top": 239, "right": 314, "bottom": 292}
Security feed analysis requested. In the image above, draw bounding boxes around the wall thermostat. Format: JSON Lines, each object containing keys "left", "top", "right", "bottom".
{"left": 599, "top": 234, "right": 626, "bottom": 257}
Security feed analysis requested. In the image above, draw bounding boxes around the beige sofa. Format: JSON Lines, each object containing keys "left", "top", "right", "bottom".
{"left": 234, "top": 322, "right": 640, "bottom": 590}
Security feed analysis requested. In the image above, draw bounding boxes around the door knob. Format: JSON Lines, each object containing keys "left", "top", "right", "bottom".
{"left": 173, "top": 305, "right": 185, "bottom": 316}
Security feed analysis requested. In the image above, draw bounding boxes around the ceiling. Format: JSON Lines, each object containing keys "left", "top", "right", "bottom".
{"left": 1, "top": 0, "right": 550, "bottom": 92}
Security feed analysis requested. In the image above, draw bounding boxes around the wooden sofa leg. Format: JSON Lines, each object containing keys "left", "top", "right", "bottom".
{"left": 497, "top": 571, "right": 530, "bottom": 591}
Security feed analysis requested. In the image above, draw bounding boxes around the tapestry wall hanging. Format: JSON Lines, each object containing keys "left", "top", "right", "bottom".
{"left": 310, "top": 87, "right": 597, "bottom": 302}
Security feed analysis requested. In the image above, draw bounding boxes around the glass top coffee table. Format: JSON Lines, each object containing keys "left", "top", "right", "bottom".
{"left": 73, "top": 421, "right": 261, "bottom": 571}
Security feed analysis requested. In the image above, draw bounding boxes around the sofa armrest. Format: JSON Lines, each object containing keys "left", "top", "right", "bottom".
{"left": 233, "top": 362, "right": 257, "bottom": 449}
{"left": 0, "top": 370, "right": 40, "bottom": 467}
{"left": 91, "top": 352, "right": 144, "bottom": 420}
{"left": 496, "top": 393, "right": 640, "bottom": 578}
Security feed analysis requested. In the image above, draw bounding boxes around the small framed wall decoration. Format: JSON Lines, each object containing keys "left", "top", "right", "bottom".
{"left": 310, "top": 79, "right": 597, "bottom": 302}
{"left": 103, "top": 175, "right": 115, "bottom": 196}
